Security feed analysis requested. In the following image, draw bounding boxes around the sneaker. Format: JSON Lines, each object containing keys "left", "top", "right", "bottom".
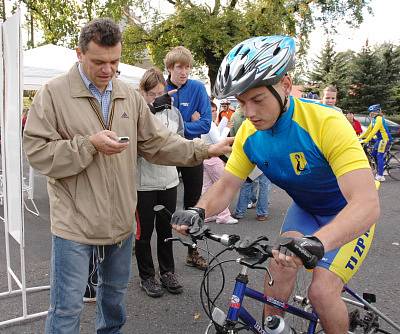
{"left": 375, "top": 175, "right": 386, "bottom": 182}
{"left": 256, "top": 215, "right": 269, "bottom": 222}
{"left": 83, "top": 283, "right": 96, "bottom": 303}
{"left": 160, "top": 272, "right": 183, "bottom": 294}
{"left": 232, "top": 214, "right": 244, "bottom": 220}
{"left": 186, "top": 249, "right": 208, "bottom": 271}
{"left": 247, "top": 202, "right": 256, "bottom": 209}
{"left": 216, "top": 217, "right": 238, "bottom": 225}
{"left": 140, "top": 277, "right": 164, "bottom": 298}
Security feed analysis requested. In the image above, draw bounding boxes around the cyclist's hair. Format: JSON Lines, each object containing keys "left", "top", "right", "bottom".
{"left": 139, "top": 67, "right": 166, "bottom": 92}
{"left": 323, "top": 86, "right": 337, "bottom": 94}
{"left": 210, "top": 101, "right": 217, "bottom": 110}
{"left": 164, "top": 46, "right": 194, "bottom": 70}
{"left": 79, "top": 18, "right": 121, "bottom": 53}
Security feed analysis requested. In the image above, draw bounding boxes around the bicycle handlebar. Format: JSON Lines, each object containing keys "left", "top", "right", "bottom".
{"left": 154, "top": 205, "right": 320, "bottom": 269}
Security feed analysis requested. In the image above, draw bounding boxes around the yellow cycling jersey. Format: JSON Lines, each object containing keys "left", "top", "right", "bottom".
{"left": 360, "top": 115, "right": 393, "bottom": 143}
{"left": 226, "top": 97, "right": 370, "bottom": 215}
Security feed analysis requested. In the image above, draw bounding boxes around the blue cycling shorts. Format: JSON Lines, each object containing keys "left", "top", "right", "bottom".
{"left": 281, "top": 202, "right": 375, "bottom": 283}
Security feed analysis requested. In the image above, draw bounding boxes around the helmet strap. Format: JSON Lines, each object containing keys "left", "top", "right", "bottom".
{"left": 266, "top": 86, "right": 288, "bottom": 117}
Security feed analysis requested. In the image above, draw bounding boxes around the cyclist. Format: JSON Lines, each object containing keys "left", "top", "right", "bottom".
{"left": 172, "top": 36, "right": 379, "bottom": 333}
{"left": 360, "top": 104, "right": 393, "bottom": 182}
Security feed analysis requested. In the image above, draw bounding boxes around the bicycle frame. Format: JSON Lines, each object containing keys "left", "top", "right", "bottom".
{"left": 222, "top": 267, "right": 319, "bottom": 334}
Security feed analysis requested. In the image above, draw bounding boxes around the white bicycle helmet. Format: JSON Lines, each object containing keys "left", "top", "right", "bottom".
{"left": 214, "top": 36, "right": 295, "bottom": 115}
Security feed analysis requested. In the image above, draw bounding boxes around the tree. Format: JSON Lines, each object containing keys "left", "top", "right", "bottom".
{"left": 19, "top": 0, "right": 133, "bottom": 48}
{"left": 377, "top": 43, "right": 400, "bottom": 114}
{"left": 122, "top": 0, "right": 372, "bottom": 90}
{"left": 341, "top": 43, "right": 388, "bottom": 114}
{"left": 309, "top": 38, "right": 336, "bottom": 86}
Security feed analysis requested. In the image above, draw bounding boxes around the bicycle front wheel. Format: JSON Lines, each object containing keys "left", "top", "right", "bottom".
{"left": 286, "top": 267, "right": 313, "bottom": 333}
{"left": 387, "top": 151, "right": 400, "bottom": 181}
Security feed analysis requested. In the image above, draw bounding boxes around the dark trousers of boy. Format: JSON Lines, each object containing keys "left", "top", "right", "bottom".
{"left": 135, "top": 187, "right": 177, "bottom": 279}
{"left": 177, "top": 164, "right": 207, "bottom": 270}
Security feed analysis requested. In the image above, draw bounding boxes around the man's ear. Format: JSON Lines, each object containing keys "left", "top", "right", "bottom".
{"left": 76, "top": 47, "right": 83, "bottom": 62}
{"left": 281, "top": 75, "right": 293, "bottom": 96}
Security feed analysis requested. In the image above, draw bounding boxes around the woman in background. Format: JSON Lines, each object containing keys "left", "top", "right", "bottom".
{"left": 135, "top": 67, "right": 183, "bottom": 298}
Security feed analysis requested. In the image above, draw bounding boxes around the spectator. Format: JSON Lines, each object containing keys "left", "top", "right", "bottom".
{"left": 136, "top": 67, "right": 183, "bottom": 298}
{"left": 321, "top": 86, "right": 342, "bottom": 113}
{"left": 217, "top": 99, "right": 235, "bottom": 124}
{"left": 230, "top": 105, "right": 271, "bottom": 222}
{"left": 345, "top": 112, "right": 363, "bottom": 135}
{"left": 201, "top": 102, "right": 238, "bottom": 224}
{"left": 23, "top": 18, "right": 232, "bottom": 333}
{"left": 230, "top": 104, "right": 246, "bottom": 137}
{"left": 165, "top": 46, "right": 212, "bottom": 271}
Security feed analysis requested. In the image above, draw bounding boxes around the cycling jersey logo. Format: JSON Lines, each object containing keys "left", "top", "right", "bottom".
{"left": 289, "top": 152, "right": 310, "bottom": 175}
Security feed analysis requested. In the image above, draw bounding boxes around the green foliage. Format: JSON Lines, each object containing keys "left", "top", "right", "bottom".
{"left": 122, "top": 0, "right": 371, "bottom": 89}
{"left": 308, "top": 40, "right": 354, "bottom": 104}
{"left": 341, "top": 44, "right": 391, "bottom": 113}
{"left": 20, "top": 0, "right": 133, "bottom": 49}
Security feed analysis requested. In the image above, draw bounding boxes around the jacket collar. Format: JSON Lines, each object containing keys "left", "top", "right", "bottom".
{"left": 167, "top": 75, "right": 188, "bottom": 89}
{"left": 69, "top": 63, "right": 128, "bottom": 100}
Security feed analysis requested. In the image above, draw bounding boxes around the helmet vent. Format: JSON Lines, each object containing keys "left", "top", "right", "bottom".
{"left": 233, "top": 45, "right": 243, "bottom": 57}
{"left": 224, "top": 64, "right": 231, "bottom": 81}
{"left": 233, "top": 66, "right": 246, "bottom": 81}
{"left": 273, "top": 46, "right": 281, "bottom": 56}
{"left": 241, "top": 48, "right": 250, "bottom": 59}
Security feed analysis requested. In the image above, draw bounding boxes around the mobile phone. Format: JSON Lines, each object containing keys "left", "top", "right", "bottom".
{"left": 118, "top": 136, "right": 130, "bottom": 143}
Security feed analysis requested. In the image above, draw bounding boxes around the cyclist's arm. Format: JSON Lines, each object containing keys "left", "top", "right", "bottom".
{"left": 314, "top": 168, "right": 379, "bottom": 252}
{"left": 197, "top": 170, "right": 244, "bottom": 218}
{"left": 362, "top": 117, "right": 382, "bottom": 142}
{"left": 359, "top": 122, "right": 372, "bottom": 139}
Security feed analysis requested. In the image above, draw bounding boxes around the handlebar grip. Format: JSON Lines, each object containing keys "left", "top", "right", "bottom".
{"left": 280, "top": 238, "right": 319, "bottom": 269}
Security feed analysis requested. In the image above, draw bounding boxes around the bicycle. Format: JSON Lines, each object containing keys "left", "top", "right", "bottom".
{"left": 155, "top": 205, "right": 400, "bottom": 334}
{"left": 362, "top": 141, "right": 400, "bottom": 181}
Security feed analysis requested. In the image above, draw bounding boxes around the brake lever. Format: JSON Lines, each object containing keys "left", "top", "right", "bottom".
{"left": 164, "top": 237, "right": 196, "bottom": 248}
{"left": 237, "top": 257, "right": 274, "bottom": 286}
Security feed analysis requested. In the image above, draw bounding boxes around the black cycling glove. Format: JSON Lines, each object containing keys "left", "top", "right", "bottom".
{"left": 148, "top": 93, "right": 172, "bottom": 114}
{"left": 171, "top": 207, "right": 205, "bottom": 236}
{"left": 279, "top": 235, "right": 325, "bottom": 269}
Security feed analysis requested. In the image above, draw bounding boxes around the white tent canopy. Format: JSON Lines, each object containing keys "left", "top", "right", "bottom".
{"left": 23, "top": 44, "right": 146, "bottom": 90}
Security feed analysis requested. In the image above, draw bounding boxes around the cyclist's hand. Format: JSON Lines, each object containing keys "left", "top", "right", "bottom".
{"left": 171, "top": 207, "right": 205, "bottom": 236}
{"left": 276, "top": 236, "right": 325, "bottom": 269}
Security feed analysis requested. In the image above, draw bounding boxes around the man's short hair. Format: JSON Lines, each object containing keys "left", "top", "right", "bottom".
{"left": 79, "top": 18, "right": 122, "bottom": 53}
{"left": 139, "top": 67, "right": 166, "bottom": 92}
{"left": 323, "top": 86, "right": 337, "bottom": 94}
{"left": 164, "top": 46, "right": 194, "bottom": 70}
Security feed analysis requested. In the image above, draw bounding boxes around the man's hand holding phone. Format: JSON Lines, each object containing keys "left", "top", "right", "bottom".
{"left": 89, "top": 130, "right": 129, "bottom": 155}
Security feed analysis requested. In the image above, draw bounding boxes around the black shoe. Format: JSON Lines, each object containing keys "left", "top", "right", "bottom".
{"left": 83, "top": 283, "right": 96, "bottom": 303}
{"left": 140, "top": 277, "right": 164, "bottom": 298}
{"left": 160, "top": 272, "right": 183, "bottom": 294}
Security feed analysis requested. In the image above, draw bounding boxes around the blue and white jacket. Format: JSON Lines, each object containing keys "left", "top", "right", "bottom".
{"left": 167, "top": 78, "right": 211, "bottom": 139}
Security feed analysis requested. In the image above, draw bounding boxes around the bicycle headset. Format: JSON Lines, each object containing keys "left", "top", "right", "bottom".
{"left": 213, "top": 35, "right": 296, "bottom": 118}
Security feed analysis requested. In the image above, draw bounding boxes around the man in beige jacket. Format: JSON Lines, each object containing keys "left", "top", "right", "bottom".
{"left": 23, "top": 18, "right": 232, "bottom": 334}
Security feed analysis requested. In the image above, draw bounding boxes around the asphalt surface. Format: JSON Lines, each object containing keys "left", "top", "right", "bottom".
{"left": 0, "top": 170, "right": 399, "bottom": 334}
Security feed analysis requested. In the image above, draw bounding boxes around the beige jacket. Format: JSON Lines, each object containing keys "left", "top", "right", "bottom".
{"left": 23, "top": 64, "right": 209, "bottom": 245}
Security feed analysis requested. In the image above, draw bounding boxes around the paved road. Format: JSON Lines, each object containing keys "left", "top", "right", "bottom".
{"left": 0, "top": 172, "right": 399, "bottom": 333}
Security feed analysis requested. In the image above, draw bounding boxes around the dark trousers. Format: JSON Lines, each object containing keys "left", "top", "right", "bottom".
{"left": 177, "top": 164, "right": 204, "bottom": 255}
{"left": 177, "top": 164, "right": 204, "bottom": 209}
{"left": 135, "top": 187, "right": 177, "bottom": 280}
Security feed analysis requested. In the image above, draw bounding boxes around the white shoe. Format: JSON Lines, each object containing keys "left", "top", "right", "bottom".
{"left": 217, "top": 217, "right": 238, "bottom": 225}
{"left": 375, "top": 175, "right": 385, "bottom": 182}
{"left": 383, "top": 170, "right": 388, "bottom": 176}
